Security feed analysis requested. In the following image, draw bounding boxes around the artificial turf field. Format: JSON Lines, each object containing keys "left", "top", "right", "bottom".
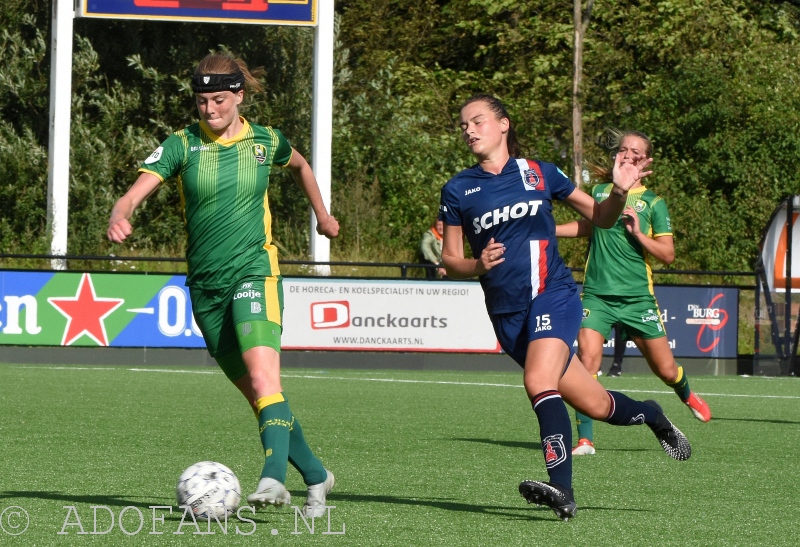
{"left": 1, "top": 362, "right": 799, "bottom": 546}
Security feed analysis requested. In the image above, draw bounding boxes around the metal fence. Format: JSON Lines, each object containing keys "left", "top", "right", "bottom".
{"left": 0, "top": 253, "right": 757, "bottom": 285}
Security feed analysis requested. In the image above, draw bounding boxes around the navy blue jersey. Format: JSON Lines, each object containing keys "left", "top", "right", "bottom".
{"left": 440, "top": 157, "right": 577, "bottom": 314}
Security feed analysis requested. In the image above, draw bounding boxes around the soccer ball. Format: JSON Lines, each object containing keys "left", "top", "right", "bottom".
{"left": 176, "top": 461, "right": 242, "bottom": 520}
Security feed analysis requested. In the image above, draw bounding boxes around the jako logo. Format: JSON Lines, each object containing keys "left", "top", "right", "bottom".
{"left": 311, "top": 301, "right": 350, "bottom": 329}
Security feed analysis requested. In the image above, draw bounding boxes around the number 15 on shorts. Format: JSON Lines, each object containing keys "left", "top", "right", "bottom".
{"left": 535, "top": 314, "right": 551, "bottom": 333}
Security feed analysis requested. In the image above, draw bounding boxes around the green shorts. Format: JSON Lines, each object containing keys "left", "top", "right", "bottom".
{"left": 580, "top": 292, "right": 667, "bottom": 341}
{"left": 189, "top": 275, "right": 284, "bottom": 380}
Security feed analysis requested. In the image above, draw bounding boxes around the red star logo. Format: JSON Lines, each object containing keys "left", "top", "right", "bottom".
{"left": 48, "top": 273, "right": 124, "bottom": 346}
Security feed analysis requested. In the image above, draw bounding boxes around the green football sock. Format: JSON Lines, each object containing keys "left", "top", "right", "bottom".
{"left": 575, "top": 410, "right": 594, "bottom": 441}
{"left": 256, "top": 393, "right": 292, "bottom": 483}
{"left": 666, "top": 365, "right": 691, "bottom": 401}
{"left": 575, "top": 372, "right": 597, "bottom": 441}
{"left": 288, "top": 413, "right": 327, "bottom": 486}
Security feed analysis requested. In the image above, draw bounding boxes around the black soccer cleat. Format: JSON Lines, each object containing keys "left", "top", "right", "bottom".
{"left": 607, "top": 362, "right": 622, "bottom": 377}
{"left": 644, "top": 400, "right": 692, "bottom": 461}
{"left": 519, "top": 480, "right": 577, "bottom": 521}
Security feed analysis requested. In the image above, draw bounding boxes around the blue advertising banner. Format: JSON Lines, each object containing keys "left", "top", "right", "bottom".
{"left": 0, "top": 271, "right": 738, "bottom": 358}
{"left": 0, "top": 271, "right": 206, "bottom": 348}
{"left": 79, "top": 0, "right": 317, "bottom": 26}
{"left": 581, "top": 285, "right": 739, "bottom": 359}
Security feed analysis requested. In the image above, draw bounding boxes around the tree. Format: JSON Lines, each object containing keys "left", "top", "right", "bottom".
{"left": 572, "top": 0, "right": 595, "bottom": 187}
{"left": 2, "top": 0, "right": 800, "bottom": 275}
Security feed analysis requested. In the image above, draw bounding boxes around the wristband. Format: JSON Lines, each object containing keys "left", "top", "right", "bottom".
{"left": 612, "top": 188, "right": 628, "bottom": 197}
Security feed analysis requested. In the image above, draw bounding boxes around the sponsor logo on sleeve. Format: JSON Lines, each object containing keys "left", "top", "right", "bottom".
{"left": 144, "top": 147, "right": 164, "bottom": 165}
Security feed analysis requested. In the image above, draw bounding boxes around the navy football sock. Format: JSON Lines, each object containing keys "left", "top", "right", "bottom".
{"left": 603, "top": 390, "right": 661, "bottom": 426}
{"left": 531, "top": 390, "right": 572, "bottom": 491}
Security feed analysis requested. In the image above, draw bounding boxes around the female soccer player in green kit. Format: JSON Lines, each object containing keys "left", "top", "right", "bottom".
{"left": 108, "top": 52, "right": 337, "bottom": 517}
{"left": 557, "top": 130, "right": 712, "bottom": 456}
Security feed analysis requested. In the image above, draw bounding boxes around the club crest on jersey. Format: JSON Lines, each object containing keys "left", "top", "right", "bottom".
{"left": 252, "top": 144, "right": 267, "bottom": 165}
{"left": 582, "top": 308, "right": 590, "bottom": 320}
{"left": 633, "top": 200, "right": 646, "bottom": 213}
{"left": 523, "top": 168, "right": 541, "bottom": 189}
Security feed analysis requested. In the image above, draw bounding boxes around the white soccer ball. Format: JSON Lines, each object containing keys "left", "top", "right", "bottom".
{"left": 176, "top": 461, "right": 242, "bottom": 520}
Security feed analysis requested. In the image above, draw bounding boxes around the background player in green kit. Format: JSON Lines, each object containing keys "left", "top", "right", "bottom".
{"left": 557, "top": 130, "right": 712, "bottom": 456}
{"left": 107, "top": 53, "right": 339, "bottom": 516}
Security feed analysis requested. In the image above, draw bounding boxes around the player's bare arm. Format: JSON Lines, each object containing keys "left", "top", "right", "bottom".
{"left": 621, "top": 205, "right": 675, "bottom": 264}
{"left": 555, "top": 219, "right": 593, "bottom": 238}
{"left": 564, "top": 188, "right": 624, "bottom": 229}
{"left": 441, "top": 225, "right": 505, "bottom": 278}
{"left": 107, "top": 172, "right": 162, "bottom": 243}
{"left": 564, "top": 152, "right": 653, "bottom": 229}
{"left": 285, "top": 148, "right": 339, "bottom": 239}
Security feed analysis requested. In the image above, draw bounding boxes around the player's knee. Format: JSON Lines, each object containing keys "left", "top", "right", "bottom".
{"left": 586, "top": 398, "right": 612, "bottom": 420}
{"left": 250, "top": 379, "right": 282, "bottom": 399}
{"left": 242, "top": 359, "right": 281, "bottom": 397}
{"left": 523, "top": 376, "right": 556, "bottom": 400}
{"left": 655, "top": 362, "right": 680, "bottom": 383}
{"left": 577, "top": 352, "right": 602, "bottom": 373}
{"left": 660, "top": 373, "right": 679, "bottom": 385}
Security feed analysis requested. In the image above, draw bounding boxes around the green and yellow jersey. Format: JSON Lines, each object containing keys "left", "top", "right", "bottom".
{"left": 582, "top": 183, "right": 672, "bottom": 297}
{"left": 139, "top": 117, "right": 292, "bottom": 289}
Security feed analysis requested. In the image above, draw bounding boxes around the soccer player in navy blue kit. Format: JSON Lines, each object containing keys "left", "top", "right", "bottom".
{"left": 440, "top": 94, "right": 692, "bottom": 521}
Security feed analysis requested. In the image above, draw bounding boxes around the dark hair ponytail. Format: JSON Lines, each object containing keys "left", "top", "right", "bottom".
{"left": 461, "top": 94, "right": 521, "bottom": 157}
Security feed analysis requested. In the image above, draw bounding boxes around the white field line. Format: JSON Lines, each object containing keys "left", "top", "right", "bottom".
{"left": 13, "top": 365, "right": 800, "bottom": 400}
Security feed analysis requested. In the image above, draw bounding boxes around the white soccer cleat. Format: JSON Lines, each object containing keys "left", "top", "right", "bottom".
{"left": 246, "top": 477, "right": 291, "bottom": 508}
{"left": 303, "top": 469, "right": 335, "bottom": 518}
